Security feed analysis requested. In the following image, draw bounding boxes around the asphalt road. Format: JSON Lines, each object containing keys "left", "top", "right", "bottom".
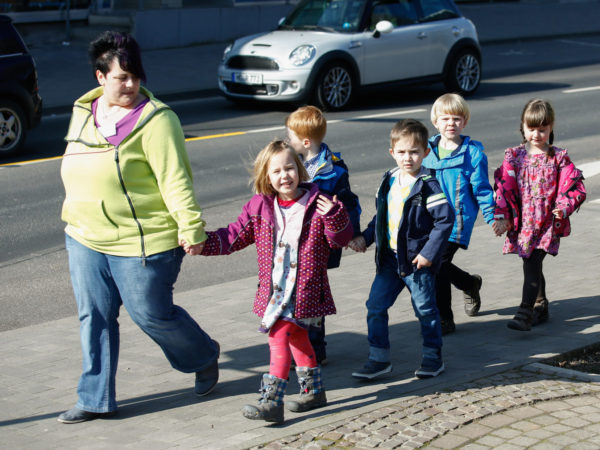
{"left": 1, "top": 36, "right": 599, "bottom": 332}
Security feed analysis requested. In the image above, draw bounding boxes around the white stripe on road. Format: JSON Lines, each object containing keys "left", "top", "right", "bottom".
{"left": 563, "top": 86, "right": 600, "bottom": 94}
{"left": 557, "top": 39, "right": 600, "bottom": 48}
{"left": 246, "top": 108, "right": 427, "bottom": 133}
{"left": 579, "top": 161, "right": 600, "bottom": 179}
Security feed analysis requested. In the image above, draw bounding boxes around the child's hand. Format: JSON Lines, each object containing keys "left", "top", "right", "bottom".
{"left": 316, "top": 194, "right": 337, "bottom": 216}
{"left": 412, "top": 254, "right": 432, "bottom": 270}
{"left": 412, "top": 253, "right": 433, "bottom": 270}
{"left": 552, "top": 208, "right": 565, "bottom": 219}
{"left": 493, "top": 219, "right": 512, "bottom": 236}
{"left": 348, "top": 236, "right": 366, "bottom": 253}
{"left": 492, "top": 219, "right": 510, "bottom": 236}
{"left": 179, "top": 239, "right": 205, "bottom": 255}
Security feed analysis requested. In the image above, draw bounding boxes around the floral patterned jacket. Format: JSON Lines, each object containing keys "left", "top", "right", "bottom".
{"left": 494, "top": 147, "right": 586, "bottom": 237}
{"left": 201, "top": 183, "right": 353, "bottom": 319}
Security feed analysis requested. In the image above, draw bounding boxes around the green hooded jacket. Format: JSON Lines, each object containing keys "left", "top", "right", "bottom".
{"left": 61, "top": 86, "right": 206, "bottom": 257}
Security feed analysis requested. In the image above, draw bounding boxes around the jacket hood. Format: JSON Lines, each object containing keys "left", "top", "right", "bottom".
{"left": 66, "top": 86, "right": 170, "bottom": 144}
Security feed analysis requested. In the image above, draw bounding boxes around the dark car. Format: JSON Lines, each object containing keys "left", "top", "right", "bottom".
{"left": 0, "top": 15, "right": 42, "bottom": 157}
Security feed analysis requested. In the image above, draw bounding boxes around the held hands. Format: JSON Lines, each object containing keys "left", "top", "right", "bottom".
{"left": 316, "top": 194, "right": 337, "bottom": 216}
{"left": 348, "top": 236, "right": 367, "bottom": 253}
{"left": 492, "top": 219, "right": 511, "bottom": 237}
{"left": 179, "top": 239, "right": 205, "bottom": 256}
{"left": 412, "top": 254, "right": 432, "bottom": 270}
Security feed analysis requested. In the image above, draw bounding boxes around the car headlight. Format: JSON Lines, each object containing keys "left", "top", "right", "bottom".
{"left": 222, "top": 44, "right": 232, "bottom": 62}
{"left": 289, "top": 45, "right": 316, "bottom": 66}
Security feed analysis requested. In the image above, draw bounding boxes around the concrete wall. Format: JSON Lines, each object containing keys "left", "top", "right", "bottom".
{"left": 132, "top": 4, "right": 293, "bottom": 49}
{"left": 130, "top": 0, "right": 600, "bottom": 50}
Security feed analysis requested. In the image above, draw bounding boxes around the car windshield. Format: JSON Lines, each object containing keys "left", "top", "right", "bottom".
{"left": 279, "top": 0, "right": 368, "bottom": 33}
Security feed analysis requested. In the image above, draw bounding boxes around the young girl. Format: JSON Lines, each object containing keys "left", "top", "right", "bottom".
{"left": 193, "top": 140, "right": 352, "bottom": 424}
{"left": 494, "top": 99, "right": 586, "bottom": 331}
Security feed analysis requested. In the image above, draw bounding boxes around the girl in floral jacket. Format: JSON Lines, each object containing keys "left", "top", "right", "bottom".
{"left": 198, "top": 140, "right": 353, "bottom": 424}
{"left": 494, "top": 99, "right": 585, "bottom": 332}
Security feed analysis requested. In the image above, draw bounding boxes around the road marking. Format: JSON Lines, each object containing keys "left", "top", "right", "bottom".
{"left": 186, "top": 131, "right": 246, "bottom": 141}
{"left": 558, "top": 39, "right": 600, "bottom": 48}
{"left": 2, "top": 108, "right": 428, "bottom": 167}
{"left": 579, "top": 160, "right": 600, "bottom": 178}
{"left": 0, "top": 155, "right": 62, "bottom": 167}
{"left": 563, "top": 86, "right": 600, "bottom": 94}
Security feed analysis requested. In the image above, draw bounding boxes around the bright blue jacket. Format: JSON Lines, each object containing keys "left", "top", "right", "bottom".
{"left": 423, "top": 135, "right": 495, "bottom": 248}
{"left": 309, "top": 143, "right": 361, "bottom": 268}
{"left": 362, "top": 167, "right": 454, "bottom": 276}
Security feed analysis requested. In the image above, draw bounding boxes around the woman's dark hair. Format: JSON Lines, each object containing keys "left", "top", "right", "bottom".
{"left": 89, "top": 31, "right": 146, "bottom": 83}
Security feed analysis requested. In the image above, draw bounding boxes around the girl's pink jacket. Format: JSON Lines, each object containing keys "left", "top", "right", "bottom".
{"left": 494, "top": 147, "right": 586, "bottom": 237}
{"left": 201, "top": 183, "right": 353, "bottom": 319}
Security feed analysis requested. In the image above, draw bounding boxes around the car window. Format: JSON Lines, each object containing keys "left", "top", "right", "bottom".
{"left": 282, "top": 0, "right": 368, "bottom": 33}
{"left": 369, "top": 0, "right": 418, "bottom": 30}
{"left": 0, "top": 22, "right": 26, "bottom": 55}
{"left": 414, "top": 0, "right": 459, "bottom": 22}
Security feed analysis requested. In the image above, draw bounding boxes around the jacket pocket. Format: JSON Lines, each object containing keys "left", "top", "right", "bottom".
{"left": 62, "top": 199, "right": 119, "bottom": 242}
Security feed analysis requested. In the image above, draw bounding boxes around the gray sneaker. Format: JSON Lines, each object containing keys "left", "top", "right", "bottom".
{"left": 463, "top": 274, "right": 482, "bottom": 316}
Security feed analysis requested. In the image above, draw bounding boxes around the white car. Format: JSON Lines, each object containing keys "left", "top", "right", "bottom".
{"left": 217, "top": 0, "right": 482, "bottom": 111}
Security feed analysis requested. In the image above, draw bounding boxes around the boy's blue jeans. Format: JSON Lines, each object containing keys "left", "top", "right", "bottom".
{"left": 65, "top": 235, "right": 218, "bottom": 413}
{"left": 366, "top": 249, "right": 442, "bottom": 363}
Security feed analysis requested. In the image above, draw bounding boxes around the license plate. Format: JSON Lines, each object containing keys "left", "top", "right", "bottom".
{"left": 232, "top": 72, "right": 263, "bottom": 85}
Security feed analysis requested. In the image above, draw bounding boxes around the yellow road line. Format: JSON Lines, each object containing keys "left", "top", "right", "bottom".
{"left": 0, "top": 155, "right": 63, "bottom": 167}
{"left": 186, "top": 131, "right": 246, "bottom": 142}
{"left": 1, "top": 132, "right": 246, "bottom": 167}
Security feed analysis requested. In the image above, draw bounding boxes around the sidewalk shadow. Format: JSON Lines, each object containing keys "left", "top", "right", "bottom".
{"left": 2, "top": 295, "right": 597, "bottom": 428}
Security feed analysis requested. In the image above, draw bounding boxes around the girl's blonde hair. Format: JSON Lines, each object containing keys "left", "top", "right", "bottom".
{"left": 430, "top": 93, "right": 470, "bottom": 124}
{"left": 520, "top": 98, "right": 555, "bottom": 147}
{"left": 285, "top": 105, "right": 327, "bottom": 143}
{"left": 252, "top": 140, "right": 309, "bottom": 195}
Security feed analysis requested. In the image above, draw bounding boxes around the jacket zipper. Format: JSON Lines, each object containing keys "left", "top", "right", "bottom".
{"left": 114, "top": 147, "right": 147, "bottom": 265}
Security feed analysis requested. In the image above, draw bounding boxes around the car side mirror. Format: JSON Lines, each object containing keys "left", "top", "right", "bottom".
{"left": 373, "top": 20, "right": 394, "bottom": 38}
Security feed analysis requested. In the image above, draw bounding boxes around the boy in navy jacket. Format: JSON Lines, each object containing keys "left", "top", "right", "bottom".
{"left": 349, "top": 119, "right": 454, "bottom": 380}
{"left": 286, "top": 105, "right": 361, "bottom": 364}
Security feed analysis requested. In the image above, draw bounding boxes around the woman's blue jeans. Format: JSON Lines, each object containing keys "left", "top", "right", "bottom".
{"left": 66, "top": 235, "right": 218, "bottom": 413}
{"left": 366, "top": 249, "right": 442, "bottom": 363}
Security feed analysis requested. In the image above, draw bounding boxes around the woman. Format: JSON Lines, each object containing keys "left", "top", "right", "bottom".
{"left": 58, "top": 31, "right": 219, "bottom": 424}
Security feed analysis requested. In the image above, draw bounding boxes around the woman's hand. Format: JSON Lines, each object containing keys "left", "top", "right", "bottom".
{"left": 552, "top": 208, "right": 565, "bottom": 219}
{"left": 316, "top": 194, "right": 337, "bottom": 216}
{"left": 179, "top": 239, "right": 205, "bottom": 256}
{"left": 348, "top": 236, "right": 367, "bottom": 253}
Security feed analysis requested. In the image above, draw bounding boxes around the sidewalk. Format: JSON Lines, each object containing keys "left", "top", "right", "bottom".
{"left": 2, "top": 203, "right": 599, "bottom": 449}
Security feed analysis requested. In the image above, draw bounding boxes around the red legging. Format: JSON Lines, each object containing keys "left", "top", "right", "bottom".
{"left": 268, "top": 320, "right": 317, "bottom": 379}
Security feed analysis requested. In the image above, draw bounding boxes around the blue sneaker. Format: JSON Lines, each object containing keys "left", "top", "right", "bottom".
{"left": 415, "top": 358, "right": 444, "bottom": 379}
{"left": 352, "top": 360, "right": 392, "bottom": 380}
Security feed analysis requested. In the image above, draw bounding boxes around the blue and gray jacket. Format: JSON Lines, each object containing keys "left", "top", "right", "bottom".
{"left": 309, "top": 143, "right": 361, "bottom": 269}
{"left": 423, "top": 135, "right": 495, "bottom": 248}
{"left": 362, "top": 167, "right": 454, "bottom": 276}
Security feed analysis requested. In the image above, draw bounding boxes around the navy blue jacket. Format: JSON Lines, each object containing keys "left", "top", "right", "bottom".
{"left": 362, "top": 167, "right": 454, "bottom": 276}
{"left": 309, "top": 144, "right": 361, "bottom": 268}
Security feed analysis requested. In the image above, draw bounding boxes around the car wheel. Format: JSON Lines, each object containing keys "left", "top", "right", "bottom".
{"left": 444, "top": 49, "right": 481, "bottom": 96}
{"left": 315, "top": 63, "right": 354, "bottom": 111}
{"left": 0, "top": 100, "right": 27, "bottom": 157}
